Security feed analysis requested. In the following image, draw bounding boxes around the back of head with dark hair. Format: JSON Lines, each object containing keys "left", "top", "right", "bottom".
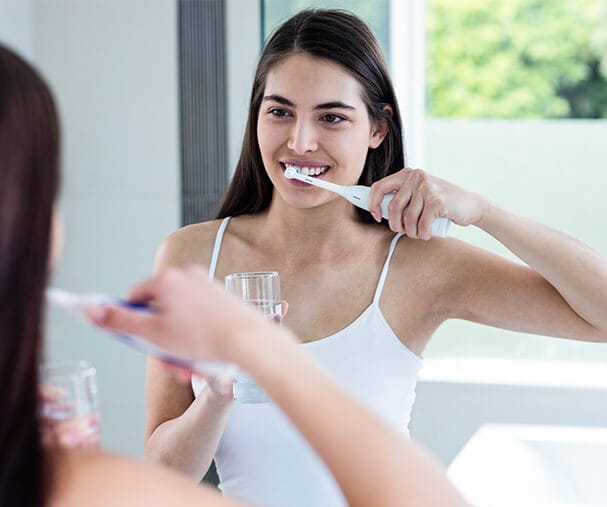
{"left": 217, "top": 9, "right": 405, "bottom": 223}
{"left": 0, "top": 44, "right": 61, "bottom": 507}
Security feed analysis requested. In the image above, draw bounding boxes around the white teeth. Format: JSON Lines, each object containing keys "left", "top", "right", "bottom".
{"left": 285, "top": 163, "right": 329, "bottom": 177}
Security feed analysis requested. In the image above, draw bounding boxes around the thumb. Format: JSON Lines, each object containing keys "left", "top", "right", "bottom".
{"left": 280, "top": 300, "right": 289, "bottom": 319}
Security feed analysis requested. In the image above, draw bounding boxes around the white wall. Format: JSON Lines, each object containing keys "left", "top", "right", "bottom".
{"left": 31, "top": 0, "right": 180, "bottom": 457}
{"left": 0, "top": 0, "right": 32, "bottom": 58}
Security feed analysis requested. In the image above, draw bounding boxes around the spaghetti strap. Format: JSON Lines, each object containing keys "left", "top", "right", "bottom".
{"left": 208, "top": 217, "right": 231, "bottom": 279}
{"left": 373, "top": 233, "right": 404, "bottom": 304}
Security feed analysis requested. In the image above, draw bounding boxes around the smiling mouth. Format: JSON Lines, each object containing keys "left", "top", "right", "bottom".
{"left": 281, "top": 162, "right": 330, "bottom": 177}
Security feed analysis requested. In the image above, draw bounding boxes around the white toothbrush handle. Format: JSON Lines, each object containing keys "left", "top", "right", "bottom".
{"left": 379, "top": 194, "right": 451, "bottom": 238}
{"left": 290, "top": 174, "right": 452, "bottom": 237}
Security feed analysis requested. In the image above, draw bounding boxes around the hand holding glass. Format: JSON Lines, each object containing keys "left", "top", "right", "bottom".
{"left": 39, "top": 360, "right": 101, "bottom": 449}
{"left": 225, "top": 272, "right": 282, "bottom": 403}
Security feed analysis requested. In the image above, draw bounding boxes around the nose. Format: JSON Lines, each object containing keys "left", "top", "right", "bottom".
{"left": 287, "top": 119, "right": 318, "bottom": 154}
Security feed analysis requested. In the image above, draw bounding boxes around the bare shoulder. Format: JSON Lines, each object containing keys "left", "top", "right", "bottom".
{"left": 155, "top": 219, "right": 226, "bottom": 272}
{"left": 385, "top": 234, "right": 521, "bottom": 314}
{"left": 49, "top": 449, "right": 245, "bottom": 507}
{"left": 380, "top": 235, "right": 522, "bottom": 351}
{"left": 389, "top": 234, "right": 504, "bottom": 282}
{"left": 388, "top": 233, "right": 536, "bottom": 311}
{"left": 388, "top": 235, "right": 463, "bottom": 280}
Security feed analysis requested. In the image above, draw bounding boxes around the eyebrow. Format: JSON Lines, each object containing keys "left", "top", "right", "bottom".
{"left": 263, "top": 94, "right": 356, "bottom": 111}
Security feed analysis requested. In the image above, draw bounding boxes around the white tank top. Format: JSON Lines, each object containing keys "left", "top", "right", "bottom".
{"left": 192, "top": 217, "right": 422, "bottom": 507}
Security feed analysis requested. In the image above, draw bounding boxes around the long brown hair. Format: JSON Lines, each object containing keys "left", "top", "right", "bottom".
{"left": 217, "top": 9, "right": 405, "bottom": 223}
{"left": 0, "top": 44, "right": 60, "bottom": 506}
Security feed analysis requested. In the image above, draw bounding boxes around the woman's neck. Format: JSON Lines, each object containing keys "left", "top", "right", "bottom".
{"left": 252, "top": 197, "right": 380, "bottom": 265}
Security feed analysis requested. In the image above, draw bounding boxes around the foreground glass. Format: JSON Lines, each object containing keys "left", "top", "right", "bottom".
{"left": 225, "top": 271, "right": 282, "bottom": 403}
{"left": 39, "top": 360, "right": 101, "bottom": 448}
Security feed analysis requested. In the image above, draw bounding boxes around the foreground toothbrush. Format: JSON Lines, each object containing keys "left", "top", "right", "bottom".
{"left": 284, "top": 165, "right": 451, "bottom": 238}
{"left": 46, "top": 287, "right": 237, "bottom": 377}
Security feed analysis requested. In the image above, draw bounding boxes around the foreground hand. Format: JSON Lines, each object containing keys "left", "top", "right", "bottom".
{"left": 159, "top": 361, "right": 235, "bottom": 401}
{"left": 204, "top": 374, "right": 235, "bottom": 400}
{"left": 39, "top": 385, "right": 101, "bottom": 449}
{"left": 368, "top": 168, "right": 487, "bottom": 239}
{"left": 86, "top": 266, "right": 268, "bottom": 364}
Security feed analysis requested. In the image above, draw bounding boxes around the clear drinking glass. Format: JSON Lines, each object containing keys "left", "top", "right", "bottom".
{"left": 225, "top": 271, "right": 282, "bottom": 403}
{"left": 39, "top": 360, "right": 101, "bottom": 448}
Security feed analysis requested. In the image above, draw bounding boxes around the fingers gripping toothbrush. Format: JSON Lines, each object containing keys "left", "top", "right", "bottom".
{"left": 46, "top": 288, "right": 237, "bottom": 377}
{"left": 284, "top": 165, "right": 451, "bottom": 238}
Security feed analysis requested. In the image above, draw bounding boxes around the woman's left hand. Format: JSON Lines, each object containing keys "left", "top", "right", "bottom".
{"left": 39, "top": 385, "right": 101, "bottom": 449}
{"left": 367, "top": 168, "right": 487, "bottom": 239}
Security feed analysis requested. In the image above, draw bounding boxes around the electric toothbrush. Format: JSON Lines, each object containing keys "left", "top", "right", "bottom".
{"left": 284, "top": 165, "right": 451, "bottom": 238}
{"left": 46, "top": 288, "right": 237, "bottom": 377}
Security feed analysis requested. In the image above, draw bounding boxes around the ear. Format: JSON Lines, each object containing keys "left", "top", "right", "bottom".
{"left": 369, "top": 105, "right": 393, "bottom": 149}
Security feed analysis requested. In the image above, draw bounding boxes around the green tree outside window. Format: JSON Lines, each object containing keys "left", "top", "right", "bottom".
{"left": 427, "top": 0, "right": 607, "bottom": 118}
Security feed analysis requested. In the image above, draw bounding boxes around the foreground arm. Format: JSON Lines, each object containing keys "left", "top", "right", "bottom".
{"left": 50, "top": 449, "right": 248, "bottom": 507}
{"left": 89, "top": 268, "right": 467, "bottom": 507}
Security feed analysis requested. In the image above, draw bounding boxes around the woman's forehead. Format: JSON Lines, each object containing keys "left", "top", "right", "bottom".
{"left": 263, "top": 53, "right": 365, "bottom": 108}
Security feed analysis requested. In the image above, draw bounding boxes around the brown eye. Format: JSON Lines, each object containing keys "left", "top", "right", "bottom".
{"left": 322, "top": 114, "right": 344, "bottom": 124}
{"left": 269, "top": 108, "right": 291, "bottom": 118}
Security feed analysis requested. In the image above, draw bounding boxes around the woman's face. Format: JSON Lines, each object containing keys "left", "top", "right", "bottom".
{"left": 257, "top": 52, "right": 386, "bottom": 211}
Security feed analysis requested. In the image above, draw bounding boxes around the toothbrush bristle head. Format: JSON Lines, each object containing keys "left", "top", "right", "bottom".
{"left": 284, "top": 166, "right": 299, "bottom": 179}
